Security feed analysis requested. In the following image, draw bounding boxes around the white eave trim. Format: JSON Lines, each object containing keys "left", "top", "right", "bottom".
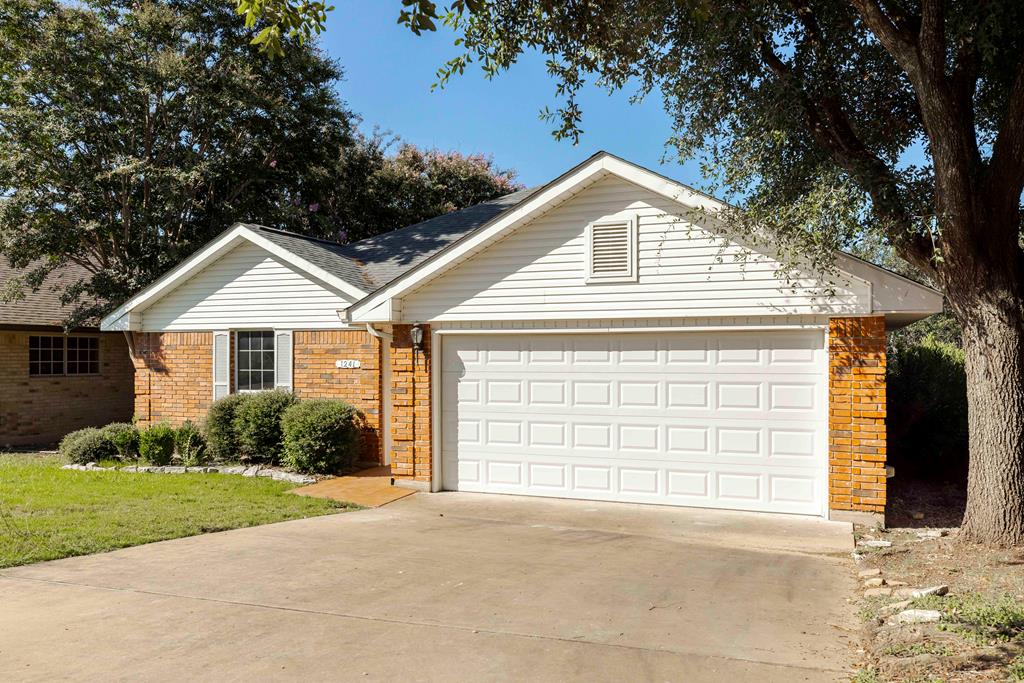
{"left": 100, "top": 224, "right": 368, "bottom": 331}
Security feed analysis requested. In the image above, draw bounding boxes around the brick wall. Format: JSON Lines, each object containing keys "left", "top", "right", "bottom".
{"left": 294, "top": 330, "right": 382, "bottom": 462}
{"left": 0, "top": 330, "right": 134, "bottom": 447}
{"left": 390, "top": 324, "right": 431, "bottom": 484}
{"left": 131, "top": 330, "right": 385, "bottom": 462}
{"left": 131, "top": 332, "right": 212, "bottom": 426}
{"left": 828, "top": 316, "right": 887, "bottom": 516}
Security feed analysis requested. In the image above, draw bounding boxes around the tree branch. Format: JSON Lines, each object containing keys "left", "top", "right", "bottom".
{"left": 756, "top": 34, "right": 935, "bottom": 273}
{"left": 987, "top": 58, "right": 1024, "bottom": 201}
{"left": 847, "top": 0, "right": 917, "bottom": 69}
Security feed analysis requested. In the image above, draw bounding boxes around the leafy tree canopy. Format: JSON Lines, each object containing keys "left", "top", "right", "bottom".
{"left": 0, "top": 0, "right": 518, "bottom": 325}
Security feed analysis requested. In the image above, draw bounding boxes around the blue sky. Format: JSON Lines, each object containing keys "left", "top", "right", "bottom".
{"left": 321, "top": 1, "right": 705, "bottom": 188}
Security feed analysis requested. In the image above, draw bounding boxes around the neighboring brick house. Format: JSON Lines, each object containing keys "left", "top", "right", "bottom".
{"left": 0, "top": 262, "right": 134, "bottom": 447}
{"left": 103, "top": 152, "right": 942, "bottom": 524}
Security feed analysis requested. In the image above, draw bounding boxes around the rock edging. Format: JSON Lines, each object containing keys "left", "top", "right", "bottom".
{"left": 61, "top": 462, "right": 316, "bottom": 485}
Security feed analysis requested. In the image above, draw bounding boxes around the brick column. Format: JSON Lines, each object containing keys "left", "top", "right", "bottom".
{"left": 390, "top": 324, "right": 432, "bottom": 487}
{"left": 130, "top": 332, "right": 153, "bottom": 423}
{"left": 828, "top": 316, "right": 887, "bottom": 524}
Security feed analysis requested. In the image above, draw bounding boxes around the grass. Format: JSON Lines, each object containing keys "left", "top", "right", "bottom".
{"left": 0, "top": 452, "right": 352, "bottom": 568}
{"left": 1008, "top": 655, "right": 1024, "bottom": 681}
{"left": 851, "top": 667, "right": 881, "bottom": 683}
{"left": 911, "top": 592, "right": 1024, "bottom": 644}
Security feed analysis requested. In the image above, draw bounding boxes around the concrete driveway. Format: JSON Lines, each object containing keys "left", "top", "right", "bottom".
{"left": 0, "top": 493, "right": 856, "bottom": 682}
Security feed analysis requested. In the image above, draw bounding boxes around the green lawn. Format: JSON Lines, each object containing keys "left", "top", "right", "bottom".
{"left": 0, "top": 452, "right": 351, "bottom": 568}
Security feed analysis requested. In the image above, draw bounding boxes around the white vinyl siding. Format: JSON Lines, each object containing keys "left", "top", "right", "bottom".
{"left": 141, "top": 241, "right": 355, "bottom": 331}
{"left": 401, "top": 176, "right": 871, "bottom": 321}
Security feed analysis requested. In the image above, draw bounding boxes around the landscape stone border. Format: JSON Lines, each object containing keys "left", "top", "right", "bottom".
{"left": 61, "top": 462, "right": 316, "bottom": 485}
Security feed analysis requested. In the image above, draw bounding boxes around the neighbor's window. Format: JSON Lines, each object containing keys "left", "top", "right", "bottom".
{"left": 29, "top": 335, "right": 99, "bottom": 376}
{"left": 66, "top": 336, "right": 100, "bottom": 375}
{"left": 29, "top": 335, "right": 65, "bottom": 376}
{"left": 236, "top": 331, "right": 275, "bottom": 391}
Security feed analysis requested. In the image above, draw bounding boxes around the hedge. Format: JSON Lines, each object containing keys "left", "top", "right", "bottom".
{"left": 281, "top": 399, "right": 362, "bottom": 474}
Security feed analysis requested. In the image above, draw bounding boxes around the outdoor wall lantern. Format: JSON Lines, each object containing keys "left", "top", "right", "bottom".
{"left": 410, "top": 324, "right": 425, "bottom": 353}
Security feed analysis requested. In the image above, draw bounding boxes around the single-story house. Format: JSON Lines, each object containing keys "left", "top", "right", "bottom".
{"left": 101, "top": 152, "right": 942, "bottom": 523}
{"left": 0, "top": 262, "right": 135, "bottom": 447}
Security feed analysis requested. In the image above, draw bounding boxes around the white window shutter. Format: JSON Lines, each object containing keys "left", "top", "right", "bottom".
{"left": 212, "top": 331, "right": 230, "bottom": 400}
{"left": 274, "top": 330, "right": 293, "bottom": 392}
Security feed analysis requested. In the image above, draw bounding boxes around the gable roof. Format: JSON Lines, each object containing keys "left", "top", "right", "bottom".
{"left": 102, "top": 150, "right": 942, "bottom": 331}
{"left": 100, "top": 224, "right": 371, "bottom": 330}
{"left": 0, "top": 261, "right": 96, "bottom": 329}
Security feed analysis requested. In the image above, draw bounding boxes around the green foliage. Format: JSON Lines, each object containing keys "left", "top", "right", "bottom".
{"left": 0, "top": 0, "right": 357, "bottom": 326}
{"left": 281, "top": 399, "right": 362, "bottom": 474}
{"left": 204, "top": 393, "right": 253, "bottom": 462}
{"left": 233, "top": 390, "right": 298, "bottom": 464}
{"left": 850, "top": 668, "right": 881, "bottom": 683}
{"left": 913, "top": 592, "right": 1024, "bottom": 644}
{"left": 887, "top": 335, "right": 968, "bottom": 478}
{"left": 175, "top": 420, "right": 208, "bottom": 468}
{"left": 103, "top": 423, "right": 140, "bottom": 460}
{"left": 332, "top": 140, "right": 522, "bottom": 244}
{"left": 139, "top": 423, "right": 176, "bottom": 466}
{"left": 58, "top": 427, "right": 115, "bottom": 464}
{"left": 1008, "top": 655, "right": 1024, "bottom": 681}
{"left": 235, "top": 0, "right": 333, "bottom": 58}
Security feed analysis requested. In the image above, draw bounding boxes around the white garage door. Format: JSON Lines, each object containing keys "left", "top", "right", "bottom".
{"left": 441, "top": 330, "right": 827, "bottom": 515}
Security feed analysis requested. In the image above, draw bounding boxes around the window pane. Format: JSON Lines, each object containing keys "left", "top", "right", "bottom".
{"left": 29, "top": 336, "right": 65, "bottom": 376}
{"left": 236, "top": 331, "right": 274, "bottom": 391}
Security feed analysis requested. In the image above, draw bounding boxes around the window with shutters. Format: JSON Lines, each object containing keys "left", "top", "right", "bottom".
{"left": 586, "top": 219, "right": 637, "bottom": 283}
{"left": 236, "top": 331, "right": 275, "bottom": 392}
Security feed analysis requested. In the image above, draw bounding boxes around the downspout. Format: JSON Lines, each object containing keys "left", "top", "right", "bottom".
{"left": 364, "top": 323, "right": 393, "bottom": 341}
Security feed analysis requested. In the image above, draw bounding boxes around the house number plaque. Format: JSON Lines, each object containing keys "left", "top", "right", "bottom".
{"left": 335, "top": 359, "right": 361, "bottom": 369}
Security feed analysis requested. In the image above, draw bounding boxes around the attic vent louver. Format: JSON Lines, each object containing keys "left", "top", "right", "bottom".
{"left": 587, "top": 220, "right": 637, "bottom": 282}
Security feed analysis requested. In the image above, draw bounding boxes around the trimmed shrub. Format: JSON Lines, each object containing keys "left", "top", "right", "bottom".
{"left": 887, "top": 334, "right": 968, "bottom": 478}
{"left": 281, "top": 400, "right": 362, "bottom": 474}
{"left": 103, "top": 422, "right": 139, "bottom": 460}
{"left": 204, "top": 393, "right": 251, "bottom": 462}
{"left": 233, "top": 390, "right": 297, "bottom": 464}
{"left": 139, "top": 423, "right": 176, "bottom": 465}
{"left": 59, "top": 427, "right": 115, "bottom": 464}
{"left": 175, "top": 420, "right": 208, "bottom": 467}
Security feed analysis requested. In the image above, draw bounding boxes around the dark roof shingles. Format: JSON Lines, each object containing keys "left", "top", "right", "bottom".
{"left": 0, "top": 261, "right": 94, "bottom": 328}
{"left": 246, "top": 187, "right": 536, "bottom": 294}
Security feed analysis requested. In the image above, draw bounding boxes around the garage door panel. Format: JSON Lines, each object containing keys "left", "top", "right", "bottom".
{"left": 445, "top": 413, "right": 815, "bottom": 463}
{"left": 442, "top": 331, "right": 826, "bottom": 515}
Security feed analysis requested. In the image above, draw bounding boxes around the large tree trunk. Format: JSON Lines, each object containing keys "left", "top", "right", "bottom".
{"left": 955, "top": 295, "right": 1024, "bottom": 546}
